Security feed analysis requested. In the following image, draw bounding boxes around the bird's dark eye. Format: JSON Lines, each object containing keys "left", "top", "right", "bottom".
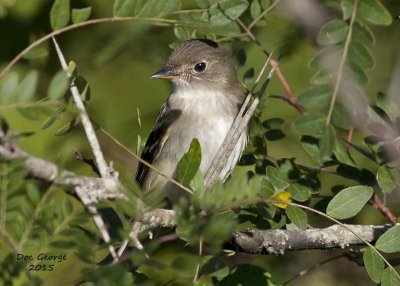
{"left": 194, "top": 62, "right": 206, "bottom": 72}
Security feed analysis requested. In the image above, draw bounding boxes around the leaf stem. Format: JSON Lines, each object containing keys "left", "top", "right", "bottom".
{"left": 325, "top": 0, "right": 358, "bottom": 125}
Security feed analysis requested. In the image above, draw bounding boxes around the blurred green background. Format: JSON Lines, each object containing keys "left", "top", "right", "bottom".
{"left": 1, "top": 0, "right": 400, "bottom": 285}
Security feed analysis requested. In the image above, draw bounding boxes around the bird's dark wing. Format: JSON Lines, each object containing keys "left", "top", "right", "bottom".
{"left": 136, "top": 102, "right": 181, "bottom": 187}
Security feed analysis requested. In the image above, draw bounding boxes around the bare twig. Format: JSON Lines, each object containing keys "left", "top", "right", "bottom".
{"left": 52, "top": 37, "right": 112, "bottom": 179}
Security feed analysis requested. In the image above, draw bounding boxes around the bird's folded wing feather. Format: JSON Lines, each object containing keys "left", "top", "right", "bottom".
{"left": 135, "top": 101, "right": 181, "bottom": 187}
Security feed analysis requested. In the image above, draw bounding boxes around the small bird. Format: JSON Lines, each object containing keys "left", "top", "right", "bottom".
{"left": 136, "top": 39, "right": 248, "bottom": 202}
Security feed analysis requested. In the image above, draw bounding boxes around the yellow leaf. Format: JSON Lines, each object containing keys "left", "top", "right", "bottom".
{"left": 274, "top": 192, "right": 292, "bottom": 209}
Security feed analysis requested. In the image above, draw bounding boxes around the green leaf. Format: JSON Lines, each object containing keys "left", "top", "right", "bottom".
{"left": 317, "top": 19, "right": 348, "bottom": 45}
{"left": 376, "top": 225, "right": 400, "bottom": 253}
{"left": 377, "top": 92, "right": 398, "bottom": 120}
{"left": 243, "top": 67, "right": 254, "bottom": 85}
{"left": 310, "top": 46, "right": 342, "bottom": 69}
{"left": 298, "top": 86, "right": 332, "bottom": 108}
{"left": 363, "top": 247, "right": 384, "bottom": 283}
{"left": 136, "top": 0, "right": 181, "bottom": 18}
{"left": 286, "top": 205, "right": 307, "bottom": 230}
{"left": 319, "top": 125, "right": 336, "bottom": 162}
{"left": 72, "top": 7, "right": 92, "bottom": 24}
{"left": 42, "top": 105, "right": 66, "bottom": 129}
{"left": 50, "top": 0, "right": 70, "bottom": 30}
{"left": 311, "top": 69, "right": 331, "bottom": 85}
{"left": 333, "top": 138, "right": 355, "bottom": 166}
{"left": 200, "top": 256, "right": 229, "bottom": 278}
{"left": 266, "top": 166, "right": 289, "bottom": 190}
{"left": 300, "top": 136, "right": 322, "bottom": 165}
{"left": 377, "top": 166, "right": 396, "bottom": 193}
{"left": 250, "top": 0, "right": 261, "bottom": 19}
{"left": 346, "top": 61, "right": 368, "bottom": 84}
{"left": 381, "top": 267, "right": 400, "bottom": 286}
{"left": 288, "top": 183, "right": 310, "bottom": 202}
{"left": 27, "top": 182, "right": 41, "bottom": 205}
{"left": 113, "top": 0, "right": 137, "bottom": 17}
{"left": 18, "top": 107, "right": 39, "bottom": 120}
{"left": 48, "top": 70, "right": 69, "bottom": 99}
{"left": 177, "top": 138, "right": 202, "bottom": 184}
{"left": 326, "top": 186, "right": 373, "bottom": 219}
{"left": 265, "top": 129, "right": 285, "bottom": 141}
{"left": 260, "top": 177, "right": 275, "bottom": 197}
{"left": 352, "top": 22, "right": 374, "bottom": 46}
{"left": 55, "top": 117, "right": 80, "bottom": 136}
{"left": 206, "top": 0, "right": 248, "bottom": 25}
{"left": 190, "top": 169, "right": 204, "bottom": 193}
{"left": 16, "top": 70, "right": 38, "bottom": 102}
{"left": 260, "top": 0, "right": 270, "bottom": 10}
{"left": 233, "top": 48, "right": 246, "bottom": 70}
{"left": 262, "top": 118, "right": 284, "bottom": 129}
{"left": 342, "top": 1, "right": 353, "bottom": 20}
{"left": 174, "top": 25, "right": 191, "bottom": 41}
{"left": 332, "top": 104, "right": 354, "bottom": 130}
{"left": 348, "top": 42, "right": 374, "bottom": 70}
{"left": 292, "top": 112, "right": 326, "bottom": 137}
{"left": 0, "top": 72, "right": 18, "bottom": 104}
{"left": 357, "top": 0, "right": 392, "bottom": 26}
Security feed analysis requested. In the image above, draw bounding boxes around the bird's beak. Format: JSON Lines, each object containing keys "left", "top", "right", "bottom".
{"left": 151, "top": 68, "right": 180, "bottom": 79}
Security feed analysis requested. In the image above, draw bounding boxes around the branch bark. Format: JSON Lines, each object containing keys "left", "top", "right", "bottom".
{"left": 230, "top": 224, "right": 395, "bottom": 255}
{"left": 0, "top": 127, "right": 397, "bottom": 256}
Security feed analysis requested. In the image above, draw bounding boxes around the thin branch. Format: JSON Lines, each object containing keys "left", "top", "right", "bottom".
{"left": 52, "top": 37, "right": 122, "bottom": 262}
{"left": 325, "top": 0, "right": 358, "bottom": 124}
{"left": 0, "top": 16, "right": 177, "bottom": 82}
{"left": 236, "top": 18, "right": 306, "bottom": 114}
{"left": 52, "top": 37, "right": 111, "bottom": 179}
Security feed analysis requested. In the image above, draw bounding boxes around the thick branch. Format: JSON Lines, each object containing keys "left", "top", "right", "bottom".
{"left": 1, "top": 130, "right": 397, "bottom": 256}
{"left": 230, "top": 224, "right": 394, "bottom": 255}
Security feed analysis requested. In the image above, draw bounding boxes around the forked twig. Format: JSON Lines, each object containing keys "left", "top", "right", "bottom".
{"left": 52, "top": 37, "right": 119, "bottom": 263}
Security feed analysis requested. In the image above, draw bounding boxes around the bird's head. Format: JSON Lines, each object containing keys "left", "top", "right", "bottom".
{"left": 151, "top": 39, "right": 240, "bottom": 92}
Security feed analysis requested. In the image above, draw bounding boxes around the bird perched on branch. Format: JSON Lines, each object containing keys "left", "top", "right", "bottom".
{"left": 136, "top": 39, "right": 247, "bottom": 202}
